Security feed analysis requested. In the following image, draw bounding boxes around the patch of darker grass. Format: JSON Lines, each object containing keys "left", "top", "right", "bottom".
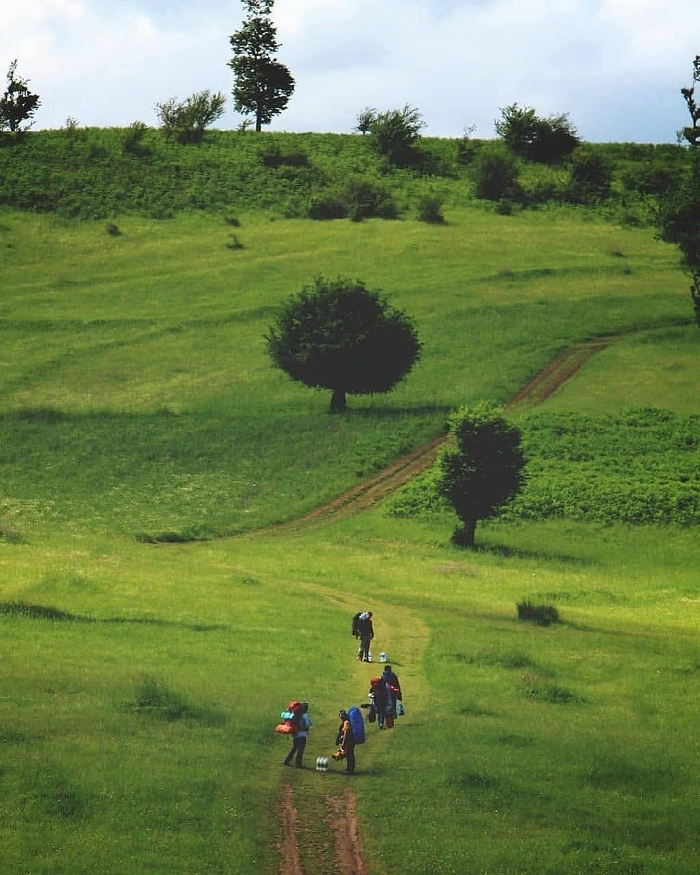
{"left": 0, "top": 601, "right": 80, "bottom": 621}
{"left": 127, "top": 673, "right": 227, "bottom": 726}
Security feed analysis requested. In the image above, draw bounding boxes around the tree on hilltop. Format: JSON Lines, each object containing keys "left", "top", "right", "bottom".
{"left": 495, "top": 103, "right": 579, "bottom": 164}
{"left": 155, "top": 91, "right": 226, "bottom": 144}
{"left": 660, "top": 55, "right": 700, "bottom": 326}
{"left": 266, "top": 277, "right": 421, "bottom": 413}
{"left": 229, "top": 0, "right": 295, "bottom": 132}
{"left": 0, "top": 60, "right": 40, "bottom": 135}
{"left": 436, "top": 403, "right": 526, "bottom": 548}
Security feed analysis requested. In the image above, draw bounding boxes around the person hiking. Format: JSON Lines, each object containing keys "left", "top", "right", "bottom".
{"left": 283, "top": 701, "right": 311, "bottom": 768}
{"left": 356, "top": 611, "right": 374, "bottom": 662}
{"left": 335, "top": 709, "right": 356, "bottom": 774}
{"left": 368, "top": 675, "right": 388, "bottom": 729}
{"left": 381, "top": 665, "right": 403, "bottom": 725}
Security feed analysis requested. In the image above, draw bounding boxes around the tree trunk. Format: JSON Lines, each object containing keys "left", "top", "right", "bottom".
{"left": 452, "top": 517, "right": 477, "bottom": 548}
{"left": 330, "top": 388, "right": 347, "bottom": 413}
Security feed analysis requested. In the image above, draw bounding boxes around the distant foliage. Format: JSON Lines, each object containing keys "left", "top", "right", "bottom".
{"left": 308, "top": 175, "right": 398, "bottom": 221}
{"left": 662, "top": 56, "right": 700, "bottom": 321}
{"left": 517, "top": 600, "right": 560, "bottom": 626}
{"left": 471, "top": 144, "right": 521, "bottom": 202}
{"left": 565, "top": 148, "right": 613, "bottom": 204}
{"left": 363, "top": 104, "right": 426, "bottom": 167}
{"left": 495, "top": 103, "right": 579, "bottom": 164}
{"left": 504, "top": 409, "right": 700, "bottom": 526}
{"left": 417, "top": 193, "right": 445, "bottom": 223}
{"left": 678, "top": 54, "right": 700, "bottom": 147}
{"left": 0, "top": 60, "right": 40, "bottom": 135}
{"left": 155, "top": 91, "right": 226, "bottom": 144}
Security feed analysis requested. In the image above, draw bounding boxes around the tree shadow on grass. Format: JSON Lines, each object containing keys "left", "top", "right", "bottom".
{"left": 0, "top": 601, "right": 226, "bottom": 631}
{"left": 469, "top": 542, "right": 594, "bottom": 567}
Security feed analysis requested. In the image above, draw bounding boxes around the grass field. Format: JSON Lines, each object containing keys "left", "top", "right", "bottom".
{"left": 1, "top": 200, "right": 699, "bottom": 874}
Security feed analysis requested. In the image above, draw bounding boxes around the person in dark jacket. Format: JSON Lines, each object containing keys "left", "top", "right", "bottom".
{"left": 356, "top": 612, "right": 374, "bottom": 662}
{"left": 335, "top": 709, "right": 356, "bottom": 774}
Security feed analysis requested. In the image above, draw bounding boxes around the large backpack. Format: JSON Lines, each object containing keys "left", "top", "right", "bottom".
{"left": 275, "top": 700, "right": 302, "bottom": 734}
{"left": 351, "top": 612, "right": 362, "bottom": 636}
{"left": 347, "top": 705, "right": 365, "bottom": 745}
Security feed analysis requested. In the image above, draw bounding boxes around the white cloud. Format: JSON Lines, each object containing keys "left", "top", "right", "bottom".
{"left": 0, "top": 0, "right": 695, "bottom": 140}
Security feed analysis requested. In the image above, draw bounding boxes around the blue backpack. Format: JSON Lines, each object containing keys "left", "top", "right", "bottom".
{"left": 347, "top": 705, "right": 365, "bottom": 745}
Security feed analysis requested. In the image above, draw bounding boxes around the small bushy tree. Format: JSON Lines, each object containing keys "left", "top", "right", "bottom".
{"left": 679, "top": 55, "right": 700, "bottom": 147}
{"left": 495, "top": 103, "right": 579, "bottom": 164}
{"left": 266, "top": 277, "right": 421, "bottom": 412}
{"left": 0, "top": 60, "right": 40, "bottom": 134}
{"left": 229, "top": 0, "right": 295, "bottom": 131}
{"left": 364, "top": 104, "right": 425, "bottom": 167}
{"left": 471, "top": 144, "right": 520, "bottom": 202}
{"left": 436, "top": 402, "right": 525, "bottom": 547}
{"left": 565, "top": 148, "right": 613, "bottom": 204}
{"left": 662, "top": 55, "right": 700, "bottom": 323}
{"left": 155, "top": 91, "right": 225, "bottom": 144}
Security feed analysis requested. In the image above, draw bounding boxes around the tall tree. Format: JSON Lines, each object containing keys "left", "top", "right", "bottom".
{"left": 266, "top": 276, "right": 421, "bottom": 413}
{"left": 660, "top": 55, "right": 700, "bottom": 325}
{"left": 0, "top": 60, "right": 40, "bottom": 134}
{"left": 436, "top": 403, "right": 526, "bottom": 548}
{"left": 228, "top": 0, "right": 295, "bottom": 132}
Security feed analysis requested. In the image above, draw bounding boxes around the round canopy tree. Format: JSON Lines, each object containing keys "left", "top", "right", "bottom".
{"left": 436, "top": 402, "right": 526, "bottom": 547}
{"left": 266, "top": 276, "right": 421, "bottom": 412}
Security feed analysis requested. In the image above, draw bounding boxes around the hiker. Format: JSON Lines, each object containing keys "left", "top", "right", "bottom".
{"left": 283, "top": 701, "right": 311, "bottom": 768}
{"left": 368, "top": 675, "right": 388, "bottom": 729}
{"left": 335, "top": 709, "right": 356, "bottom": 774}
{"left": 382, "top": 665, "right": 403, "bottom": 725}
{"left": 356, "top": 611, "right": 374, "bottom": 662}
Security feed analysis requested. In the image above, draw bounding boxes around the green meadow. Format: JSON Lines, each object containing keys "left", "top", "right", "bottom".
{"left": 1, "top": 177, "right": 699, "bottom": 874}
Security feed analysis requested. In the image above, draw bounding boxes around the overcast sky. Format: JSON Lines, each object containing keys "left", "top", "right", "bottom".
{"left": 2, "top": 0, "right": 697, "bottom": 142}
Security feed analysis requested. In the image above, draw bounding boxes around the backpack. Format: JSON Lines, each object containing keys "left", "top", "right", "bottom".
{"left": 347, "top": 705, "right": 365, "bottom": 745}
{"left": 352, "top": 612, "right": 362, "bottom": 636}
{"left": 275, "top": 700, "right": 303, "bottom": 734}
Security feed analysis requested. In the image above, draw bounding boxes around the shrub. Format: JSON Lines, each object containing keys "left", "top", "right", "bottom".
{"left": 417, "top": 193, "right": 445, "bottom": 223}
{"left": 565, "top": 148, "right": 613, "bottom": 204}
{"left": 496, "top": 103, "right": 579, "bottom": 164}
{"left": 155, "top": 90, "right": 226, "bottom": 145}
{"left": 471, "top": 144, "right": 521, "bottom": 201}
{"left": 366, "top": 104, "right": 426, "bottom": 167}
{"left": 121, "top": 121, "right": 152, "bottom": 156}
{"left": 517, "top": 600, "right": 560, "bottom": 626}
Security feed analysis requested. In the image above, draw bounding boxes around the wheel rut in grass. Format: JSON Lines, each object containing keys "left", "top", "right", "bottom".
{"left": 278, "top": 784, "right": 368, "bottom": 875}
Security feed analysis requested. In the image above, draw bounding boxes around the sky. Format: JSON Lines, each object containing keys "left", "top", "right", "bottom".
{"left": 2, "top": 0, "right": 697, "bottom": 143}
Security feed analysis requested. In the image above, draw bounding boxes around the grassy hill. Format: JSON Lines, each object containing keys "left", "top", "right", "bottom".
{"left": 1, "top": 131, "right": 699, "bottom": 874}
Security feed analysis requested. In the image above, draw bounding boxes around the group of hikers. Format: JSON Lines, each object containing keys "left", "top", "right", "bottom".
{"left": 277, "top": 611, "right": 404, "bottom": 774}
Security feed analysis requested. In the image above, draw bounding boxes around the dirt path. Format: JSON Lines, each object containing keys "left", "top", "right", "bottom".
{"left": 278, "top": 785, "right": 368, "bottom": 875}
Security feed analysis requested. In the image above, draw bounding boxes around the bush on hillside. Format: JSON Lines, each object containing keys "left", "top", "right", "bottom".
{"left": 363, "top": 104, "right": 426, "bottom": 168}
{"left": 565, "top": 148, "right": 613, "bottom": 204}
{"left": 471, "top": 144, "right": 521, "bottom": 202}
{"left": 495, "top": 103, "right": 580, "bottom": 164}
{"left": 308, "top": 175, "right": 398, "bottom": 221}
{"left": 155, "top": 91, "right": 226, "bottom": 145}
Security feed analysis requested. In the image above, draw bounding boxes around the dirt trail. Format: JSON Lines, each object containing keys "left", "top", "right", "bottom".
{"left": 278, "top": 785, "right": 368, "bottom": 875}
